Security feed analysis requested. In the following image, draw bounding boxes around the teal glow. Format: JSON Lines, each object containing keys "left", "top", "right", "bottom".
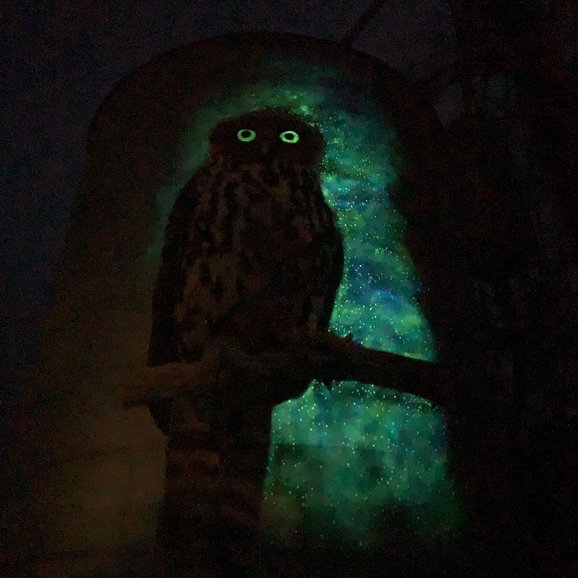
{"left": 237, "top": 128, "right": 256, "bottom": 142}
{"left": 279, "top": 130, "right": 299, "bottom": 143}
{"left": 158, "top": 56, "right": 461, "bottom": 548}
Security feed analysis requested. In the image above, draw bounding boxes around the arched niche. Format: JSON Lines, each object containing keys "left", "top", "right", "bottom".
{"left": 17, "top": 32, "right": 464, "bottom": 576}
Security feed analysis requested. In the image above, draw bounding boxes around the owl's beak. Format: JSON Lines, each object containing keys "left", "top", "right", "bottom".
{"left": 260, "top": 143, "right": 272, "bottom": 158}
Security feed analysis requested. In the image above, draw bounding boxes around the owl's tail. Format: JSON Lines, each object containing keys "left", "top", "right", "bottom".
{"left": 159, "top": 401, "right": 272, "bottom": 576}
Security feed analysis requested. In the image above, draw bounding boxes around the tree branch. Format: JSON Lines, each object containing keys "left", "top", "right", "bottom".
{"left": 341, "top": 0, "right": 389, "bottom": 46}
{"left": 123, "top": 361, "right": 214, "bottom": 409}
{"left": 123, "top": 333, "right": 453, "bottom": 411}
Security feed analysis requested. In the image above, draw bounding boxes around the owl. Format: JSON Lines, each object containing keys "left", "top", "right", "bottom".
{"left": 147, "top": 108, "right": 343, "bottom": 574}
{"left": 148, "top": 108, "right": 343, "bottom": 429}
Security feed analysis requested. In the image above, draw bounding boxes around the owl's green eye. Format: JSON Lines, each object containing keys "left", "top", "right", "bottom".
{"left": 237, "top": 129, "right": 256, "bottom": 142}
{"left": 280, "top": 130, "right": 299, "bottom": 143}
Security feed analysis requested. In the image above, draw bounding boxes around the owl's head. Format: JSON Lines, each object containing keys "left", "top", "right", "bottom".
{"left": 208, "top": 108, "right": 325, "bottom": 168}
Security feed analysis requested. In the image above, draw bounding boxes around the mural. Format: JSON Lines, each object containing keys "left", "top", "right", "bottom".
{"left": 151, "top": 54, "right": 461, "bottom": 548}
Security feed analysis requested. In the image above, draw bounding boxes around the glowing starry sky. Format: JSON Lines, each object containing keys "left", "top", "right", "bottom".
{"left": 162, "top": 56, "right": 462, "bottom": 547}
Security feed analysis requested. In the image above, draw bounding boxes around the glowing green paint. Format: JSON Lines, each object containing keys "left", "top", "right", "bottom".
{"left": 156, "top": 56, "right": 461, "bottom": 547}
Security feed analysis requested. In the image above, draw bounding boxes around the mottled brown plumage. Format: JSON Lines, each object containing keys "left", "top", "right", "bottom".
{"left": 147, "top": 108, "right": 343, "bottom": 575}
{"left": 148, "top": 108, "right": 342, "bottom": 428}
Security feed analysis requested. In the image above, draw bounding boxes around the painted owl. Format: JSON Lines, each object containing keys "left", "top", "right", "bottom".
{"left": 147, "top": 108, "right": 343, "bottom": 575}
{"left": 147, "top": 108, "right": 343, "bottom": 432}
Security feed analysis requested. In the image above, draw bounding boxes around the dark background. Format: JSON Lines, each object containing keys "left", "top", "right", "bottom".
{"left": 1, "top": 1, "right": 576, "bottom": 575}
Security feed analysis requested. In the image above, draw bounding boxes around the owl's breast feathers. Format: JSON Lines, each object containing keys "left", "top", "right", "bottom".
{"left": 148, "top": 158, "right": 343, "bottom": 367}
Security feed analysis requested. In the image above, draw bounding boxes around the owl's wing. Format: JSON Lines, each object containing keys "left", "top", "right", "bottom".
{"left": 147, "top": 179, "right": 198, "bottom": 434}
{"left": 147, "top": 181, "right": 197, "bottom": 366}
{"left": 316, "top": 226, "right": 344, "bottom": 392}
{"left": 318, "top": 227, "right": 345, "bottom": 331}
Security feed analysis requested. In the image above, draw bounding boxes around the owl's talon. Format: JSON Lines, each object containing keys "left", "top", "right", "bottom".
{"left": 310, "top": 332, "right": 357, "bottom": 355}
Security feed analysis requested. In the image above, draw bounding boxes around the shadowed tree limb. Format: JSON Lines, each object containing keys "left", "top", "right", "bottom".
{"left": 123, "top": 332, "right": 453, "bottom": 410}
{"left": 340, "top": 0, "right": 389, "bottom": 46}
